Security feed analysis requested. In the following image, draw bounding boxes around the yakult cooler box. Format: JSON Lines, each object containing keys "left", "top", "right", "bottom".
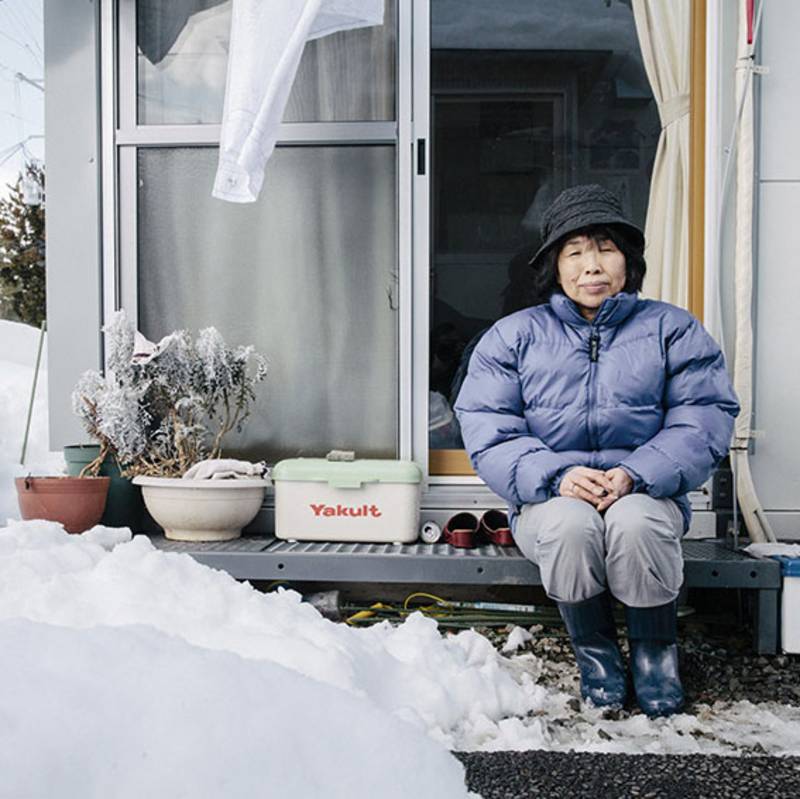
{"left": 272, "top": 457, "right": 423, "bottom": 543}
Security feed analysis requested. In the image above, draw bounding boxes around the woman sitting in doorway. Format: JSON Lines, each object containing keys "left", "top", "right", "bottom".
{"left": 454, "top": 184, "right": 739, "bottom": 717}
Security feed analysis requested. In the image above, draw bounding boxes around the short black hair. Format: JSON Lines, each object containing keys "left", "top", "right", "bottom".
{"left": 530, "top": 224, "right": 647, "bottom": 306}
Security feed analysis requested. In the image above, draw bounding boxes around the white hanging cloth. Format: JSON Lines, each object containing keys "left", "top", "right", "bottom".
{"left": 212, "top": 0, "right": 384, "bottom": 203}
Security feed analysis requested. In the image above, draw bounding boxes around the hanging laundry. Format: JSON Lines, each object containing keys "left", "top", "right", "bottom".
{"left": 212, "top": 0, "right": 384, "bottom": 203}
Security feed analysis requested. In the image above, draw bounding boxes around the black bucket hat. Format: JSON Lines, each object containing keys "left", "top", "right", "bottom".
{"left": 527, "top": 184, "right": 645, "bottom": 269}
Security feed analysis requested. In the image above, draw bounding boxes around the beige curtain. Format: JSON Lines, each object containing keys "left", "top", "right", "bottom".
{"left": 632, "top": 0, "right": 692, "bottom": 306}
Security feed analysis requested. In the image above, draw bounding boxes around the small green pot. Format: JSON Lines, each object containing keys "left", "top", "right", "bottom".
{"left": 63, "top": 444, "right": 147, "bottom": 530}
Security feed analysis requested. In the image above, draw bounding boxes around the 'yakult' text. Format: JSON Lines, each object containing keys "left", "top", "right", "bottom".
{"left": 310, "top": 503, "right": 382, "bottom": 518}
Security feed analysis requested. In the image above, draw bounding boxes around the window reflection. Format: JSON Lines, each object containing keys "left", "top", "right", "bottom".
{"left": 429, "top": 0, "right": 661, "bottom": 456}
{"left": 136, "top": 0, "right": 396, "bottom": 124}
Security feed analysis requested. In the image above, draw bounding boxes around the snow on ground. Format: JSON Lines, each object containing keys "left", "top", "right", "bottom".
{"left": 0, "top": 522, "right": 475, "bottom": 798}
{"left": 0, "top": 320, "right": 65, "bottom": 523}
{"left": 0, "top": 620, "right": 469, "bottom": 798}
{"left": 2, "top": 520, "right": 800, "bottom": 775}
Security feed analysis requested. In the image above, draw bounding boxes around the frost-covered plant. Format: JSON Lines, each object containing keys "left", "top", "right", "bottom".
{"left": 72, "top": 310, "right": 267, "bottom": 478}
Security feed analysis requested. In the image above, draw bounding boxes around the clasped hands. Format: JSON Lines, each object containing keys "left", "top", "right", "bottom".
{"left": 557, "top": 466, "right": 633, "bottom": 512}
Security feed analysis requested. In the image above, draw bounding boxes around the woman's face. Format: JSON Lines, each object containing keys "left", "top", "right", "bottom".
{"left": 556, "top": 234, "right": 627, "bottom": 321}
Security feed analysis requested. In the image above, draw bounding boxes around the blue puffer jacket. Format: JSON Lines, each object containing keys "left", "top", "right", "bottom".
{"left": 454, "top": 291, "right": 740, "bottom": 533}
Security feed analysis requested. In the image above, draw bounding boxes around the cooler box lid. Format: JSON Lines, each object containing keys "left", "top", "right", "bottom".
{"left": 272, "top": 458, "right": 422, "bottom": 489}
{"left": 772, "top": 556, "right": 800, "bottom": 577}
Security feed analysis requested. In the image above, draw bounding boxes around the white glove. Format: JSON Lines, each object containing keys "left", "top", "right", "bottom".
{"left": 182, "top": 459, "right": 269, "bottom": 481}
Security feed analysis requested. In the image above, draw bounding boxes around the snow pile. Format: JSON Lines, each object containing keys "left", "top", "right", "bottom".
{"left": 502, "top": 625, "right": 533, "bottom": 653}
{"left": 0, "top": 320, "right": 65, "bottom": 523}
{"left": 0, "top": 520, "right": 541, "bottom": 750}
{"left": 0, "top": 620, "right": 469, "bottom": 798}
{"left": 2, "top": 519, "right": 800, "bottom": 766}
{"left": 0, "top": 521, "right": 473, "bottom": 798}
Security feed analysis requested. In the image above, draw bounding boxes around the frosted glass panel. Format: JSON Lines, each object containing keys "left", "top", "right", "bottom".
{"left": 137, "top": 146, "right": 398, "bottom": 462}
{"left": 136, "top": 0, "right": 396, "bottom": 124}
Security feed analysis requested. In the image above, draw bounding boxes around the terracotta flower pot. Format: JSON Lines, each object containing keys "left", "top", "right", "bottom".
{"left": 15, "top": 476, "right": 111, "bottom": 534}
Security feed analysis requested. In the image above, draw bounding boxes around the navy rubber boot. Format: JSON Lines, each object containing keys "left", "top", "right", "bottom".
{"left": 625, "top": 600, "right": 684, "bottom": 718}
{"left": 557, "top": 592, "right": 627, "bottom": 708}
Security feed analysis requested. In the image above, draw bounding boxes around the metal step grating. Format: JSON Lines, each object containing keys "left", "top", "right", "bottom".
{"left": 151, "top": 536, "right": 271, "bottom": 554}
{"left": 681, "top": 539, "right": 754, "bottom": 560}
{"left": 263, "top": 538, "right": 524, "bottom": 558}
{"left": 147, "top": 534, "right": 780, "bottom": 588}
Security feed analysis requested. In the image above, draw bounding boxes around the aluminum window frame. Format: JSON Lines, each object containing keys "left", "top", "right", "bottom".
{"left": 412, "top": 0, "right": 506, "bottom": 497}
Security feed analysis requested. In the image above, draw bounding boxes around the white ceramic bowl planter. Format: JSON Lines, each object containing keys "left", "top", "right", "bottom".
{"left": 133, "top": 477, "right": 269, "bottom": 542}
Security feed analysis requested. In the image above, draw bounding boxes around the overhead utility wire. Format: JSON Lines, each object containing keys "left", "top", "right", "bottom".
{"left": 0, "top": 28, "right": 42, "bottom": 67}
{"left": 13, "top": 71, "right": 44, "bottom": 92}
{"left": 0, "top": 143, "right": 25, "bottom": 168}
{"left": 12, "top": 0, "right": 43, "bottom": 27}
{"left": 0, "top": 134, "right": 44, "bottom": 168}
{"left": 0, "top": 10, "right": 32, "bottom": 60}
{"left": 0, "top": 62, "right": 43, "bottom": 88}
{"left": 20, "top": 3, "right": 43, "bottom": 26}
{"left": 2, "top": 3, "right": 43, "bottom": 60}
{"left": 0, "top": 107, "right": 33, "bottom": 124}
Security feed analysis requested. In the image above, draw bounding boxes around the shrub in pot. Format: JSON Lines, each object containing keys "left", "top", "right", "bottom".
{"left": 73, "top": 311, "right": 268, "bottom": 541}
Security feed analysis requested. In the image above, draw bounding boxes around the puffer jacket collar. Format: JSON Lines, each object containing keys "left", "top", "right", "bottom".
{"left": 549, "top": 291, "right": 639, "bottom": 329}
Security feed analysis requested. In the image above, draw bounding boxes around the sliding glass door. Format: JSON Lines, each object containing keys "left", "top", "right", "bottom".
{"left": 420, "top": 0, "right": 660, "bottom": 477}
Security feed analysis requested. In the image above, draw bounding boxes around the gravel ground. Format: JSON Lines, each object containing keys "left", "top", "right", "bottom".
{"left": 450, "top": 614, "right": 800, "bottom": 798}
{"left": 454, "top": 750, "right": 800, "bottom": 799}
{"left": 479, "top": 611, "right": 800, "bottom": 711}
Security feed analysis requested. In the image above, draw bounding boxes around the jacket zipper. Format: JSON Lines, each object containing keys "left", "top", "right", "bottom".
{"left": 589, "top": 331, "right": 600, "bottom": 362}
{"left": 587, "top": 328, "right": 600, "bottom": 449}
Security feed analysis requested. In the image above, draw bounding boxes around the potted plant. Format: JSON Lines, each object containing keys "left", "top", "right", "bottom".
{"left": 13, "top": 323, "right": 111, "bottom": 535}
{"left": 72, "top": 311, "right": 269, "bottom": 541}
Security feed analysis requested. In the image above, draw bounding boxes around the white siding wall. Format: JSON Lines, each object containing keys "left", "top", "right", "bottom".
{"left": 750, "top": 0, "right": 800, "bottom": 535}
{"left": 43, "top": 0, "right": 103, "bottom": 449}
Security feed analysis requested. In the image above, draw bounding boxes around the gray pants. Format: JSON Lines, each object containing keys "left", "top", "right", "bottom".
{"left": 514, "top": 494, "right": 685, "bottom": 608}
